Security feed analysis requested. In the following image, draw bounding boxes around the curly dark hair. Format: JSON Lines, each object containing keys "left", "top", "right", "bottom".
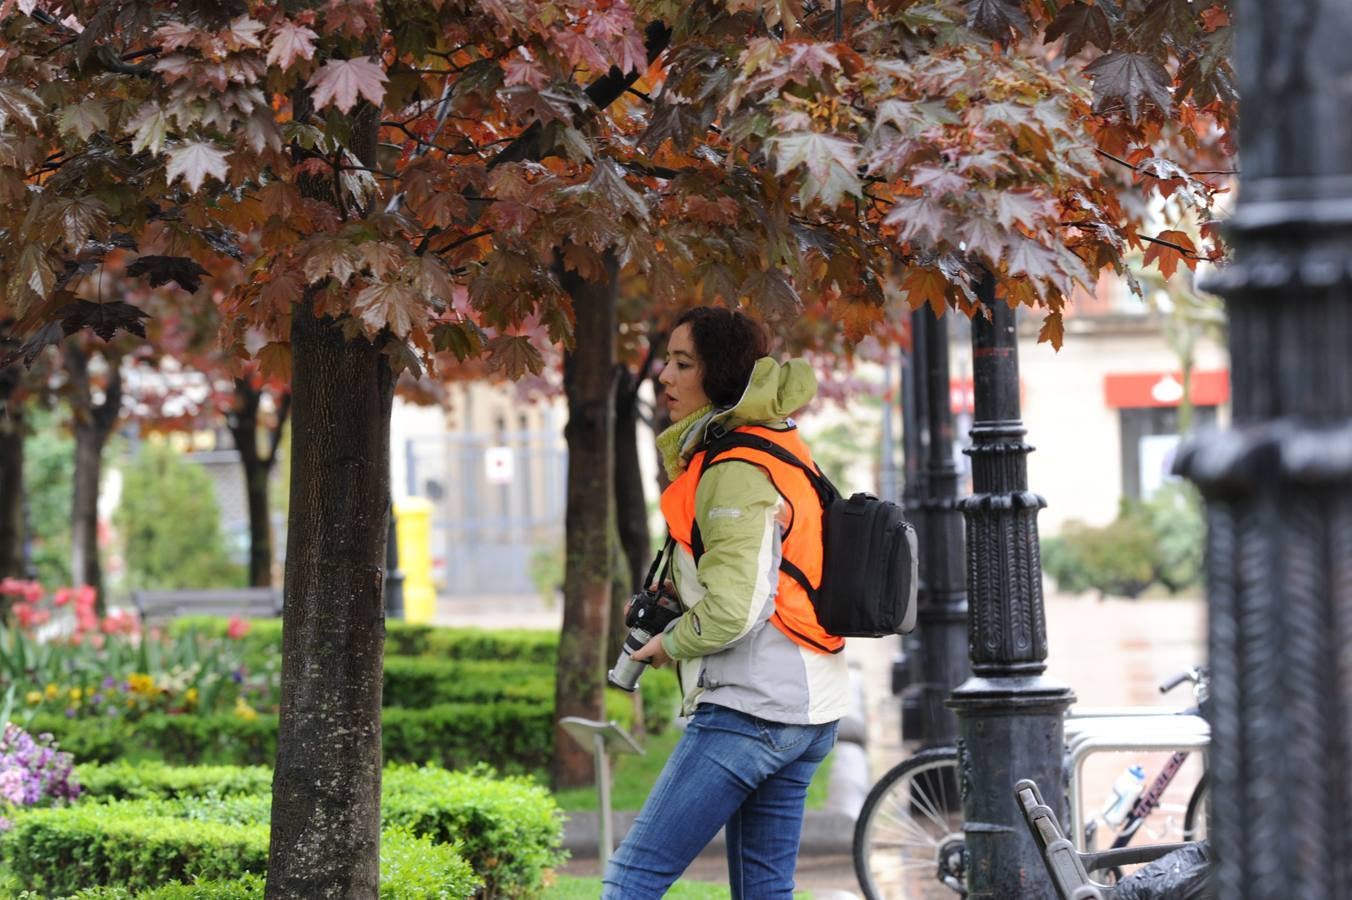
{"left": 674, "top": 307, "right": 770, "bottom": 407}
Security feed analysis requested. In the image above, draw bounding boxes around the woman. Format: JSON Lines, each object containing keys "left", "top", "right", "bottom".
{"left": 602, "top": 307, "right": 851, "bottom": 899}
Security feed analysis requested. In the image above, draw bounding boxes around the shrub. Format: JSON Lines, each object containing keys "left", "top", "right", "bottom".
{"left": 77, "top": 761, "right": 272, "bottom": 801}
{"left": 381, "top": 658, "right": 555, "bottom": 708}
{"left": 28, "top": 764, "right": 557, "bottom": 899}
{"left": 1142, "top": 482, "right": 1205, "bottom": 593}
{"left": 1043, "top": 484, "right": 1206, "bottom": 599}
{"left": 115, "top": 443, "right": 244, "bottom": 591}
{"left": 7, "top": 813, "right": 479, "bottom": 898}
{"left": 2, "top": 805, "right": 270, "bottom": 895}
{"left": 383, "top": 764, "right": 566, "bottom": 899}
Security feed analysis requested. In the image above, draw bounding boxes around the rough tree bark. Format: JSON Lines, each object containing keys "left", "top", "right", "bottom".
{"left": 265, "top": 83, "right": 389, "bottom": 897}
{"left": 0, "top": 361, "right": 24, "bottom": 583}
{"left": 614, "top": 360, "right": 652, "bottom": 597}
{"left": 65, "top": 341, "right": 121, "bottom": 611}
{"left": 552, "top": 253, "right": 619, "bottom": 790}
{"left": 226, "top": 379, "right": 291, "bottom": 588}
{"left": 266, "top": 301, "right": 393, "bottom": 898}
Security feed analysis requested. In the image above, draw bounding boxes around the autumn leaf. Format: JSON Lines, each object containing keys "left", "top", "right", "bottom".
{"left": 1037, "top": 311, "right": 1065, "bottom": 351}
{"left": 353, "top": 280, "right": 424, "bottom": 337}
{"left": 1044, "top": 2, "right": 1114, "bottom": 57}
{"left": 884, "top": 195, "right": 948, "bottom": 245}
{"left": 125, "top": 255, "right": 209, "bottom": 292}
{"left": 267, "top": 21, "right": 319, "bottom": 70}
{"left": 739, "top": 269, "right": 802, "bottom": 322}
{"left": 967, "top": 0, "right": 1031, "bottom": 44}
{"left": 56, "top": 300, "right": 149, "bottom": 342}
{"left": 1085, "top": 52, "right": 1173, "bottom": 120}
{"left": 307, "top": 57, "right": 388, "bottom": 114}
{"left": 432, "top": 320, "right": 487, "bottom": 362}
{"left": 486, "top": 333, "right": 545, "bottom": 379}
{"left": 1142, "top": 229, "right": 1197, "bottom": 279}
{"left": 48, "top": 196, "right": 109, "bottom": 249}
{"left": 772, "top": 132, "right": 862, "bottom": 208}
{"left": 256, "top": 341, "right": 292, "bottom": 380}
{"left": 901, "top": 266, "right": 949, "bottom": 318}
{"left": 1200, "top": 5, "right": 1230, "bottom": 32}
{"left": 127, "top": 104, "right": 170, "bottom": 156}
{"left": 56, "top": 99, "right": 108, "bottom": 142}
{"left": 166, "top": 141, "right": 230, "bottom": 192}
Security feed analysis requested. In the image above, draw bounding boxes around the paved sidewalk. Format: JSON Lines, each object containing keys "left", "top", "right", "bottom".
{"left": 434, "top": 589, "right": 1207, "bottom": 897}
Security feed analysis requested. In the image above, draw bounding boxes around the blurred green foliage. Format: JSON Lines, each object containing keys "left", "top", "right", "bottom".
{"left": 115, "top": 443, "right": 243, "bottom": 591}
{"left": 1043, "top": 482, "right": 1205, "bottom": 599}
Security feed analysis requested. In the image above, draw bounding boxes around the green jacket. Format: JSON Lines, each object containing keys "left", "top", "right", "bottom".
{"left": 657, "top": 357, "right": 851, "bottom": 725}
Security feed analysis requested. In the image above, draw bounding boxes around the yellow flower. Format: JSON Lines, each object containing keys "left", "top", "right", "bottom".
{"left": 68, "top": 687, "right": 82, "bottom": 703}
{"left": 127, "top": 673, "right": 156, "bottom": 696}
{"left": 25, "top": 691, "right": 41, "bottom": 706}
{"left": 233, "top": 697, "right": 258, "bottom": 722}
{"left": 44, "top": 683, "right": 59, "bottom": 701}
{"left": 185, "top": 687, "right": 199, "bottom": 705}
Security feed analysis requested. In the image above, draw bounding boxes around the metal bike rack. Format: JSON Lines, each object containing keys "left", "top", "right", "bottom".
{"left": 1062, "top": 713, "right": 1210, "bottom": 850}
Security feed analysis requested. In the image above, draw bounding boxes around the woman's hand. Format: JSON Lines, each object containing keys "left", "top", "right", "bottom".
{"left": 630, "top": 634, "right": 673, "bottom": 669}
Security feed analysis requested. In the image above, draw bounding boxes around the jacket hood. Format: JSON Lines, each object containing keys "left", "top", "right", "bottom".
{"left": 711, "top": 356, "right": 817, "bottom": 430}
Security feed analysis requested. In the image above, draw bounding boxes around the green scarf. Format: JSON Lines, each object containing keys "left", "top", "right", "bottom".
{"left": 656, "top": 404, "right": 715, "bottom": 481}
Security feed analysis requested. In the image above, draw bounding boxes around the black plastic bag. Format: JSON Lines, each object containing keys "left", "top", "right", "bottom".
{"left": 1114, "top": 842, "right": 1210, "bottom": 900}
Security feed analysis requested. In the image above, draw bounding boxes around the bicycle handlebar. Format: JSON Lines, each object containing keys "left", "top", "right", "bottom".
{"left": 1158, "top": 666, "right": 1207, "bottom": 695}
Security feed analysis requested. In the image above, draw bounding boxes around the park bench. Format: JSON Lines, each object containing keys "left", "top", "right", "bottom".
{"left": 132, "top": 587, "right": 283, "bottom": 625}
{"left": 1016, "top": 778, "right": 1209, "bottom": 900}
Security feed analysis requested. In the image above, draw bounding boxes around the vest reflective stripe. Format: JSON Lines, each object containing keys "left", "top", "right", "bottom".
{"left": 660, "top": 425, "right": 844, "bottom": 654}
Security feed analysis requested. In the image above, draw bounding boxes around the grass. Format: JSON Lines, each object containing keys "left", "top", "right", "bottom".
{"left": 553, "top": 727, "right": 835, "bottom": 812}
{"left": 545, "top": 875, "right": 810, "bottom": 898}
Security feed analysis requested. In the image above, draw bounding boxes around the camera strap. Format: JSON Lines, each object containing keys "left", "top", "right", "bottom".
{"left": 644, "top": 535, "right": 677, "bottom": 592}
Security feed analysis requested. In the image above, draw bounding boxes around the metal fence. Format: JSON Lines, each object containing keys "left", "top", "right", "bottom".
{"left": 403, "top": 430, "right": 567, "bottom": 597}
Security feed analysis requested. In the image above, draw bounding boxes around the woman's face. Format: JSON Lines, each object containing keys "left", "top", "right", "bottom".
{"left": 659, "top": 323, "right": 712, "bottom": 421}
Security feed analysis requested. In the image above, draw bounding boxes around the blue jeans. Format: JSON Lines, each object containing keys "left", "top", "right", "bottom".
{"left": 602, "top": 703, "right": 838, "bottom": 899}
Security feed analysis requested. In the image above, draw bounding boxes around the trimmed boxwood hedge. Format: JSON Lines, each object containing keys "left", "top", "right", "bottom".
{"left": 70, "top": 764, "right": 565, "bottom": 899}
{"left": 32, "top": 700, "right": 556, "bottom": 770}
{"left": 10, "top": 822, "right": 479, "bottom": 899}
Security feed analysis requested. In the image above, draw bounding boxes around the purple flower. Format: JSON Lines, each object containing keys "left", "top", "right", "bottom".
{"left": 0, "top": 722, "right": 81, "bottom": 810}
{"left": 102, "top": 676, "right": 117, "bottom": 689}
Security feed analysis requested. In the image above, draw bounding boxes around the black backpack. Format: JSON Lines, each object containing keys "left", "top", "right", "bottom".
{"left": 690, "top": 428, "right": 918, "bottom": 639}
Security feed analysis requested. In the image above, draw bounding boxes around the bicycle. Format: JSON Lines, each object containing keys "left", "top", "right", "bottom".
{"left": 852, "top": 666, "right": 1210, "bottom": 900}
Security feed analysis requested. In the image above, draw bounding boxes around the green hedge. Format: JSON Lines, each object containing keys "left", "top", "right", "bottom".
{"left": 12, "top": 823, "right": 478, "bottom": 899}
{"left": 20, "top": 765, "right": 560, "bottom": 899}
{"left": 167, "top": 619, "right": 560, "bottom": 665}
{"left": 77, "top": 761, "right": 273, "bottom": 800}
{"left": 3, "top": 806, "right": 269, "bottom": 895}
{"left": 382, "top": 657, "right": 555, "bottom": 707}
{"left": 33, "top": 701, "right": 555, "bottom": 771}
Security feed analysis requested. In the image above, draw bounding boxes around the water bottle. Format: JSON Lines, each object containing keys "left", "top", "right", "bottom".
{"left": 1101, "top": 764, "right": 1146, "bottom": 826}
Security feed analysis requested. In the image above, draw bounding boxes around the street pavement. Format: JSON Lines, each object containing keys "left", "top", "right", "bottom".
{"left": 435, "top": 588, "right": 1207, "bottom": 898}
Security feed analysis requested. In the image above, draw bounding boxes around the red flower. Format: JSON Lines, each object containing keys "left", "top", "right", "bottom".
{"left": 226, "top": 616, "right": 251, "bottom": 640}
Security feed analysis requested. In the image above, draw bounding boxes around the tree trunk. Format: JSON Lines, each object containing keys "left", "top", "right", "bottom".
{"left": 0, "top": 396, "right": 23, "bottom": 583}
{"left": 552, "top": 256, "right": 619, "bottom": 790}
{"left": 609, "top": 365, "right": 651, "bottom": 669}
{"left": 227, "top": 379, "right": 291, "bottom": 588}
{"left": 266, "top": 304, "right": 393, "bottom": 898}
{"left": 65, "top": 342, "right": 120, "bottom": 611}
{"left": 614, "top": 365, "right": 651, "bottom": 596}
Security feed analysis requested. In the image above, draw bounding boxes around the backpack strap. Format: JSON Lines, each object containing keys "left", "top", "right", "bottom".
{"left": 688, "top": 429, "right": 838, "bottom": 605}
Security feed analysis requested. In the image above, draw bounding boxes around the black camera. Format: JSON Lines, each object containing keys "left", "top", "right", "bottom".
{"left": 606, "top": 585, "right": 682, "bottom": 692}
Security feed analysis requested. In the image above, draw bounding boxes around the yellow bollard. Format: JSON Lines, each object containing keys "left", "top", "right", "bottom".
{"left": 394, "top": 497, "right": 436, "bottom": 624}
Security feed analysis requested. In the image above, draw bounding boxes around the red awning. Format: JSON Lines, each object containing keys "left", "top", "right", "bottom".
{"left": 1103, "top": 370, "right": 1230, "bottom": 409}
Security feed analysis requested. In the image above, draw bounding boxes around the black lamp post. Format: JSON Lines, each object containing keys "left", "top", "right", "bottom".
{"left": 948, "top": 283, "right": 1074, "bottom": 899}
{"left": 1175, "top": 3, "right": 1352, "bottom": 897}
{"left": 903, "top": 307, "right": 971, "bottom": 749}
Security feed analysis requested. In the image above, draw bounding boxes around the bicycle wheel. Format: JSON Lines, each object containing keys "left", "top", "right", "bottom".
{"left": 1183, "top": 772, "right": 1208, "bottom": 842}
{"left": 853, "top": 746, "right": 966, "bottom": 900}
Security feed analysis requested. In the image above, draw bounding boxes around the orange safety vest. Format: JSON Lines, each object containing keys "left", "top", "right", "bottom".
{"left": 659, "top": 424, "right": 844, "bottom": 655}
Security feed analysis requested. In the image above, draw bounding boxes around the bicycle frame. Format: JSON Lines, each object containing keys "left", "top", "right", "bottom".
{"left": 1105, "top": 747, "right": 1191, "bottom": 848}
